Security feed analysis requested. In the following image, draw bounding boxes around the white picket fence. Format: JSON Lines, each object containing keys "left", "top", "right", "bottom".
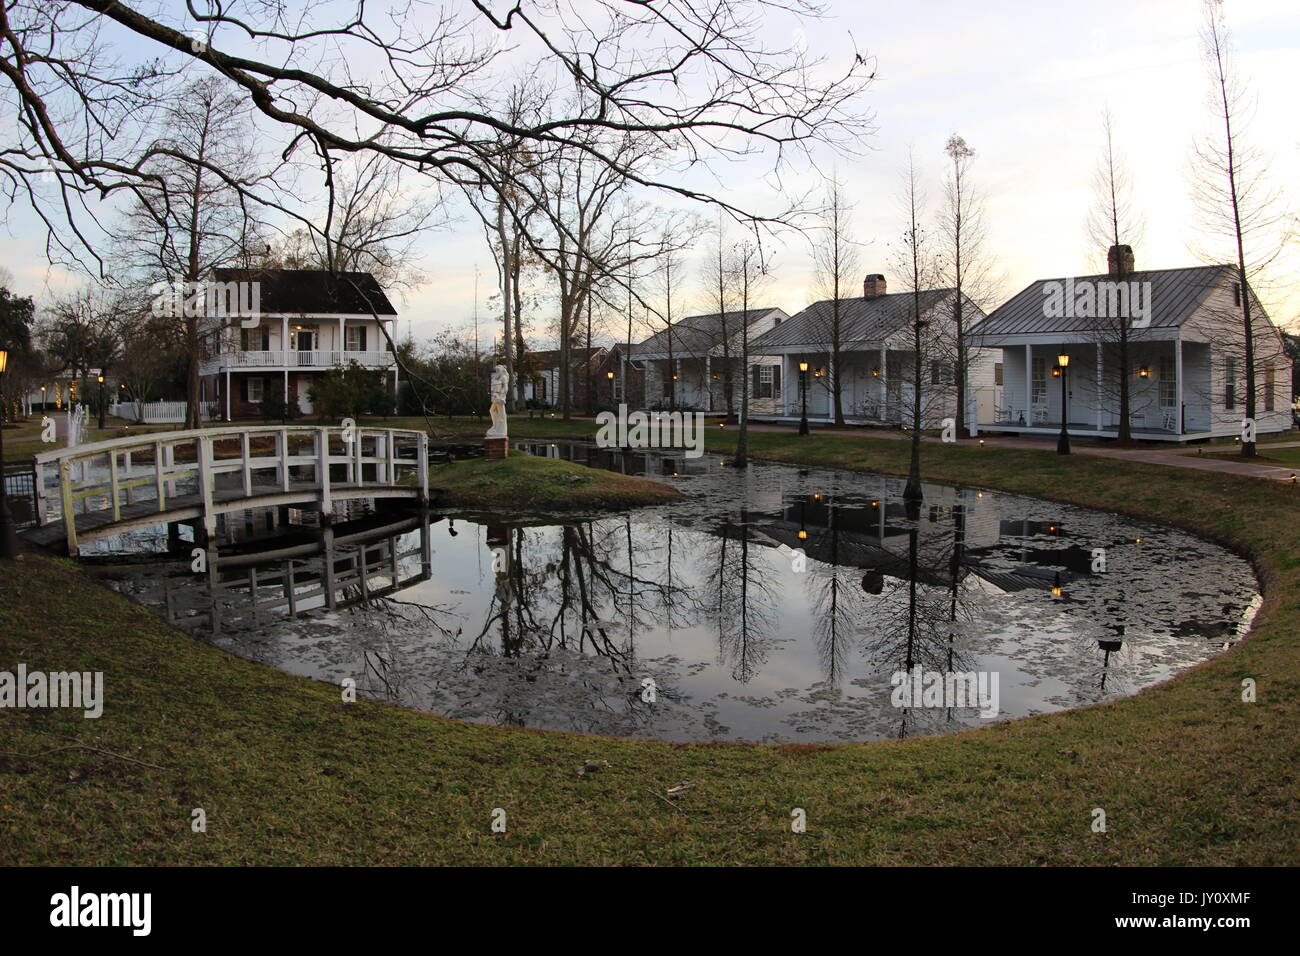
{"left": 111, "top": 400, "right": 220, "bottom": 424}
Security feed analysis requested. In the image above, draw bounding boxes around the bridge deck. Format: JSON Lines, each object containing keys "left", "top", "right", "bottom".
{"left": 21, "top": 481, "right": 420, "bottom": 550}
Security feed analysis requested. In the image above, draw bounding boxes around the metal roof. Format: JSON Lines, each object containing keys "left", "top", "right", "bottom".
{"left": 968, "top": 264, "right": 1232, "bottom": 340}
{"left": 750, "top": 289, "right": 956, "bottom": 351}
{"left": 630, "top": 308, "right": 786, "bottom": 358}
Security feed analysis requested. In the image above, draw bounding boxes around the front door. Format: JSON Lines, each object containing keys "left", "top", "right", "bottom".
{"left": 296, "top": 329, "right": 314, "bottom": 365}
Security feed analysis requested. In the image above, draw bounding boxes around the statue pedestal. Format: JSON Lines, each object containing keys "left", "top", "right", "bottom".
{"left": 485, "top": 437, "right": 509, "bottom": 460}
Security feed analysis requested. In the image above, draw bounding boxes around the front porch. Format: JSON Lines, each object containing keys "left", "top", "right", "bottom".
{"left": 753, "top": 348, "right": 942, "bottom": 427}
{"left": 976, "top": 339, "right": 1215, "bottom": 442}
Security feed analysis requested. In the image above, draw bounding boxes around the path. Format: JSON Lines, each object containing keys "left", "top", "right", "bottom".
{"left": 739, "top": 422, "right": 1299, "bottom": 482}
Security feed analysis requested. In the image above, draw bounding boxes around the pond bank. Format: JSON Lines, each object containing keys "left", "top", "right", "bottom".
{"left": 0, "top": 432, "right": 1295, "bottom": 865}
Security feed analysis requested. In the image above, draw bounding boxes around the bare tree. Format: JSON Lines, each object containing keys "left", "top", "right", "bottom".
{"left": 939, "top": 134, "right": 991, "bottom": 439}
{"left": 810, "top": 175, "right": 861, "bottom": 425}
{"left": 893, "top": 152, "right": 941, "bottom": 504}
{"left": 702, "top": 212, "right": 740, "bottom": 420}
{"left": 1083, "top": 111, "right": 1148, "bottom": 442}
{"left": 2, "top": 2, "right": 875, "bottom": 289}
{"left": 112, "top": 76, "right": 269, "bottom": 427}
{"left": 1189, "top": 0, "right": 1291, "bottom": 457}
{"left": 728, "top": 237, "right": 768, "bottom": 469}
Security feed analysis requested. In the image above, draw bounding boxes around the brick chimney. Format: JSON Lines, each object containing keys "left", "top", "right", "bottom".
{"left": 1107, "top": 244, "right": 1134, "bottom": 278}
{"left": 863, "top": 274, "right": 887, "bottom": 298}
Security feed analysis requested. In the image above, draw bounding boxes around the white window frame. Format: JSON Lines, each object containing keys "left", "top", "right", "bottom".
{"left": 1158, "top": 357, "right": 1176, "bottom": 408}
{"left": 345, "top": 325, "right": 363, "bottom": 351}
{"left": 247, "top": 377, "right": 264, "bottom": 403}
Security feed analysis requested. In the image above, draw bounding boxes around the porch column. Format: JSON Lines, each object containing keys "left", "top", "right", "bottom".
{"left": 283, "top": 369, "right": 289, "bottom": 405}
{"left": 827, "top": 353, "right": 836, "bottom": 423}
{"left": 338, "top": 316, "right": 345, "bottom": 362}
{"left": 1175, "top": 335, "right": 1184, "bottom": 435}
{"left": 780, "top": 354, "right": 789, "bottom": 416}
{"left": 1095, "top": 346, "right": 1104, "bottom": 429}
{"left": 225, "top": 369, "right": 231, "bottom": 421}
{"left": 879, "top": 347, "right": 886, "bottom": 416}
{"left": 281, "top": 316, "right": 289, "bottom": 362}
{"left": 1025, "top": 344, "right": 1033, "bottom": 423}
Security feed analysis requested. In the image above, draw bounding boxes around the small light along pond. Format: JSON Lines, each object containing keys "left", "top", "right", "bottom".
{"left": 86, "top": 441, "right": 1260, "bottom": 743}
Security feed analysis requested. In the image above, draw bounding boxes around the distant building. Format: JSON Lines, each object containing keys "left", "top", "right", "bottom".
{"left": 197, "top": 268, "right": 400, "bottom": 421}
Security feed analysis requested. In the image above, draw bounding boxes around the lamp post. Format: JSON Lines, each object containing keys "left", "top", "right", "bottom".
{"left": 1057, "top": 352, "right": 1071, "bottom": 455}
{"left": 798, "top": 361, "right": 809, "bottom": 436}
{"left": 0, "top": 350, "right": 19, "bottom": 558}
{"left": 96, "top": 372, "right": 106, "bottom": 430}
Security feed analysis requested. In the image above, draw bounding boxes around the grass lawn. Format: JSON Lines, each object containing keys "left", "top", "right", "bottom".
{"left": 2, "top": 424, "right": 1296, "bottom": 865}
{"left": 428, "top": 452, "right": 681, "bottom": 510}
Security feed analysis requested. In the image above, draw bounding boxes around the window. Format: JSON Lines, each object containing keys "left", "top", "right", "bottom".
{"left": 751, "top": 364, "right": 781, "bottom": 399}
{"left": 345, "top": 325, "right": 367, "bottom": 351}
{"left": 1232, "top": 282, "right": 1242, "bottom": 307}
{"left": 240, "top": 327, "right": 269, "bottom": 351}
{"left": 1031, "top": 357, "right": 1048, "bottom": 406}
{"left": 994, "top": 362, "right": 1004, "bottom": 386}
{"left": 930, "top": 361, "right": 956, "bottom": 386}
{"left": 246, "top": 377, "right": 264, "bottom": 403}
{"left": 1225, "top": 357, "right": 1236, "bottom": 410}
{"left": 1265, "top": 363, "right": 1275, "bottom": 412}
{"left": 1158, "top": 357, "right": 1176, "bottom": 408}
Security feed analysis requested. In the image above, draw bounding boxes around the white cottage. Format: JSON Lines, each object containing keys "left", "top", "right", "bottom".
{"left": 967, "top": 248, "right": 1293, "bottom": 441}
{"left": 630, "top": 308, "right": 788, "bottom": 415}
{"left": 749, "top": 275, "right": 997, "bottom": 427}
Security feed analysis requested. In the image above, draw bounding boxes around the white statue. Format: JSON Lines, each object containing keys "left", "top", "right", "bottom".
{"left": 66, "top": 404, "right": 87, "bottom": 448}
{"left": 486, "top": 364, "right": 509, "bottom": 439}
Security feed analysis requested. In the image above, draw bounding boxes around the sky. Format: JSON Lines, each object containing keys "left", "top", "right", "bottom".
{"left": 2, "top": 0, "right": 1297, "bottom": 346}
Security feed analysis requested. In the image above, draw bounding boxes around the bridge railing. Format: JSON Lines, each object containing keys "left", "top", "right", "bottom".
{"left": 32, "top": 425, "right": 430, "bottom": 544}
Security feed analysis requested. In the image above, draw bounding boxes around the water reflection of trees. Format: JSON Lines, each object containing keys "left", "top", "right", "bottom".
{"left": 702, "top": 508, "right": 780, "bottom": 683}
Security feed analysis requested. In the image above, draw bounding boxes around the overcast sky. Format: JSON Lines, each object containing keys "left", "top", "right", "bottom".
{"left": 3, "top": 0, "right": 1297, "bottom": 345}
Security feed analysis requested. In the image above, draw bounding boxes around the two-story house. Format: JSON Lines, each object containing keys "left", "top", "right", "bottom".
{"left": 198, "top": 269, "right": 400, "bottom": 420}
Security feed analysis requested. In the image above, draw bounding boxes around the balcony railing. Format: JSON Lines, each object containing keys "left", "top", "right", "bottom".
{"left": 199, "top": 349, "right": 396, "bottom": 375}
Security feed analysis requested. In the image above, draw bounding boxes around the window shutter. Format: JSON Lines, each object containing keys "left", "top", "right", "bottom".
{"left": 239, "top": 377, "right": 248, "bottom": 401}
{"left": 772, "top": 364, "right": 781, "bottom": 395}
{"left": 752, "top": 365, "right": 760, "bottom": 394}
{"left": 261, "top": 327, "right": 271, "bottom": 351}
{"left": 359, "top": 326, "right": 367, "bottom": 351}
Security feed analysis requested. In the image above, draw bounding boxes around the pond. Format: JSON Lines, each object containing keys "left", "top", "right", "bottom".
{"left": 93, "top": 441, "right": 1260, "bottom": 743}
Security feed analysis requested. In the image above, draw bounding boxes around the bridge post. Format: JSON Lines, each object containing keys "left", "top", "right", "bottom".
{"left": 34, "top": 460, "right": 46, "bottom": 525}
{"left": 278, "top": 429, "right": 290, "bottom": 491}
{"left": 240, "top": 432, "right": 253, "bottom": 496}
{"left": 418, "top": 431, "right": 429, "bottom": 504}
{"left": 317, "top": 427, "right": 333, "bottom": 519}
{"left": 354, "top": 428, "right": 364, "bottom": 488}
{"left": 197, "top": 434, "right": 217, "bottom": 538}
{"left": 153, "top": 441, "right": 165, "bottom": 510}
{"left": 321, "top": 524, "right": 338, "bottom": 610}
{"left": 385, "top": 430, "right": 396, "bottom": 484}
{"left": 58, "top": 458, "right": 78, "bottom": 556}
{"left": 108, "top": 451, "right": 121, "bottom": 521}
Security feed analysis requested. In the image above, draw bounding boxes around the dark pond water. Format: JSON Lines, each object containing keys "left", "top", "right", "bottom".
{"left": 93, "top": 441, "right": 1260, "bottom": 743}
